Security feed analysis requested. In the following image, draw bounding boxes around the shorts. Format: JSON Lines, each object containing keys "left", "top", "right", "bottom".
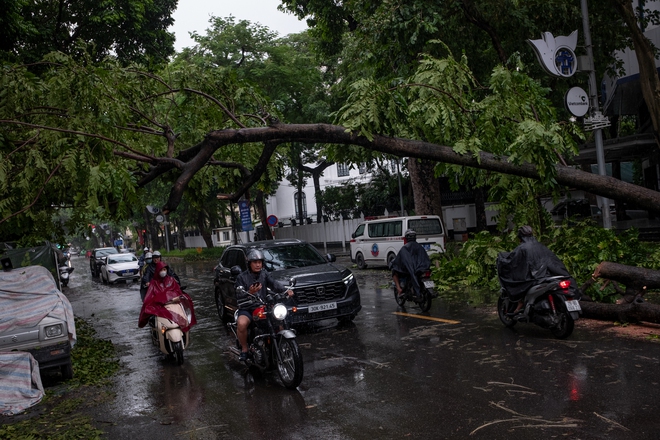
{"left": 236, "top": 309, "right": 254, "bottom": 322}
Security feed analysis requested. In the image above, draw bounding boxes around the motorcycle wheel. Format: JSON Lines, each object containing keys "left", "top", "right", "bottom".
{"left": 550, "top": 308, "right": 575, "bottom": 339}
{"left": 394, "top": 287, "right": 407, "bottom": 307}
{"left": 418, "top": 289, "right": 432, "bottom": 312}
{"left": 173, "top": 341, "right": 184, "bottom": 365}
{"left": 276, "top": 337, "right": 303, "bottom": 389}
{"left": 497, "top": 297, "right": 517, "bottom": 328}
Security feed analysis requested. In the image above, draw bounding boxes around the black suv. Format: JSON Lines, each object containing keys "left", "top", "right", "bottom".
{"left": 213, "top": 239, "right": 361, "bottom": 325}
{"left": 89, "top": 247, "right": 117, "bottom": 277}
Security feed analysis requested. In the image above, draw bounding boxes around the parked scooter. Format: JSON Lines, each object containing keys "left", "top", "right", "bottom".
{"left": 59, "top": 265, "right": 74, "bottom": 287}
{"left": 496, "top": 275, "right": 581, "bottom": 339}
{"left": 394, "top": 270, "right": 435, "bottom": 312}
{"left": 229, "top": 279, "right": 303, "bottom": 389}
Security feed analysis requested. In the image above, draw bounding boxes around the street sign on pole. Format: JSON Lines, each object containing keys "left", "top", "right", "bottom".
{"left": 238, "top": 200, "right": 254, "bottom": 232}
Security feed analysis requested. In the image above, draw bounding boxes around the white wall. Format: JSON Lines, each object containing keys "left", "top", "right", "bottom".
{"left": 266, "top": 161, "right": 397, "bottom": 225}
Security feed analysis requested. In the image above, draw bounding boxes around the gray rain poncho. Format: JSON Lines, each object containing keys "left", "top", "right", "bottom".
{"left": 496, "top": 235, "right": 573, "bottom": 299}
{"left": 389, "top": 241, "right": 431, "bottom": 295}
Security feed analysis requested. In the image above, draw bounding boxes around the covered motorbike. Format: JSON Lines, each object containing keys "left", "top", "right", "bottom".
{"left": 496, "top": 233, "right": 581, "bottom": 339}
{"left": 138, "top": 262, "right": 196, "bottom": 365}
{"left": 229, "top": 277, "right": 303, "bottom": 389}
{"left": 389, "top": 239, "right": 435, "bottom": 312}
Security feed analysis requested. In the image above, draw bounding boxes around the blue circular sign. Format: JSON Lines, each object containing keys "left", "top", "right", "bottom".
{"left": 266, "top": 215, "right": 278, "bottom": 226}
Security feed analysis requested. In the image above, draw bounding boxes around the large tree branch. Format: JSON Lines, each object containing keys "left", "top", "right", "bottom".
{"left": 198, "top": 123, "right": 660, "bottom": 213}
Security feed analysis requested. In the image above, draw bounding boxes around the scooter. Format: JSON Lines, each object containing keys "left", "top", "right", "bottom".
{"left": 394, "top": 270, "right": 435, "bottom": 312}
{"left": 148, "top": 294, "right": 194, "bottom": 365}
{"left": 59, "top": 265, "right": 74, "bottom": 287}
{"left": 497, "top": 275, "right": 582, "bottom": 339}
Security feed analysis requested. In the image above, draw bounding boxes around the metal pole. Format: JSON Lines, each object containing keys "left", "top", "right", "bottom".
{"left": 581, "top": 0, "right": 612, "bottom": 229}
{"left": 396, "top": 159, "right": 405, "bottom": 216}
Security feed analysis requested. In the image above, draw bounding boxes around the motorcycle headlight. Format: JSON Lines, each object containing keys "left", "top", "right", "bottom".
{"left": 273, "top": 304, "right": 288, "bottom": 320}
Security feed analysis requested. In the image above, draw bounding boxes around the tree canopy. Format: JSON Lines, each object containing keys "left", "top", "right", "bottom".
{"left": 2, "top": 2, "right": 660, "bottom": 244}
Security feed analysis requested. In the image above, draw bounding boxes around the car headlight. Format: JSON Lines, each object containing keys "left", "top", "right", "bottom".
{"left": 273, "top": 304, "right": 288, "bottom": 320}
{"left": 343, "top": 273, "right": 355, "bottom": 286}
{"left": 45, "top": 324, "right": 63, "bottom": 338}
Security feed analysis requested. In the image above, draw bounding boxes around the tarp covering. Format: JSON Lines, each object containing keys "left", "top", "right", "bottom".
{"left": 389, "top": 242, "right": 431, "bottom": 295}
{"left": 496, "top": 236, "right": 573, "bottom": 299}
{"left": 0, "top": 265, "right": 76, "bottom": 345}
{"left": 0, "top": 242, "right": 60, "bottom": 282}
{"left": 0, "top": 351, "right": 44, "bottom": 415}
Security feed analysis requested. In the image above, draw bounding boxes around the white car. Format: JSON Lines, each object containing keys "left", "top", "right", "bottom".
{"left": 100, "top": 253, "right": 140, "bottom": 284}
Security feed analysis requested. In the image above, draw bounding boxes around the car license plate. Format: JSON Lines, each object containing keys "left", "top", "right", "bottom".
{"left": 308, "top": 302, "right": 337, "bottom": 313}
{"left": 423, "top": 280, "right": 435, "bottom": 289}
{"left": 565, "top": 300, "right": 581, "bottom": 312}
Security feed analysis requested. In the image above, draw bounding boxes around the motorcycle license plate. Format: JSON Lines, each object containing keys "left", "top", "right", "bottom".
{"left": 308, "top": 302, "right": 337, "bottom": 313}
{"left": 422, "top": 244, "right": 431, "bottom": 251}
{"left": 423, "top": 280, "right": 435, "bottom": 289}
{"left": 565, "top": 300, "right": 581, "bottom": 312}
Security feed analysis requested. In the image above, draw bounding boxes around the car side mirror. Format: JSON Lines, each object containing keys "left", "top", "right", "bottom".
{"left": 351, "top": 233, "right": 356, "bottom": 239}
{"left": 230, "top": 265, "right": 242, "bottom": 277}
{"left": 326, "top": 253, "right": 336, "bottom": 263}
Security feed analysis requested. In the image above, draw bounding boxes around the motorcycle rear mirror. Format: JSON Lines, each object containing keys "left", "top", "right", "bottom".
{"left": 230, "top": 265, "right": 242, "bottom": 276}
{"left": 289, "top": 277, "right": 296, "bottom": 287}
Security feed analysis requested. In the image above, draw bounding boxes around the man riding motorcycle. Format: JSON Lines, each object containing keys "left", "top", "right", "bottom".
{"left": 390, "top": 229, "right": 431, "bottom": 299}
{"left": 497, "top": 225, "right": 576, "bottom": 315}
{"left": 234, "top": 249, "right": 294, "bottom": 362}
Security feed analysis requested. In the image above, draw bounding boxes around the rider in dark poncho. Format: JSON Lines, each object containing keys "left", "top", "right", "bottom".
{"left": 390, "top": 229, "right": 431, "bottom": 297}
{"left": 497, "top": 225, "right": 575, "bottom": 305}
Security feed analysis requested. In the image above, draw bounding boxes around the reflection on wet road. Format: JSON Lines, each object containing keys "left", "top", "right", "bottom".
{"left": 63, "top": 256, "right": 660, "bottom": 439}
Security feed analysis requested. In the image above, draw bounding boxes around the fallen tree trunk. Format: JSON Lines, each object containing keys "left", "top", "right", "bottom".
{"left": 593, "top": 261, "right": 660, "bottom": 299}
{"left": 580, "top": 301, "right": 660, "bottom": 324}
{"left": 581, "top": 261, "right": 660, "bottom": 324}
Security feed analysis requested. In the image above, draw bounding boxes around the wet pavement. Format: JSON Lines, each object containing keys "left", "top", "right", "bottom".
{"left": 61, "top": 255, "right": 660, "bottom": 439}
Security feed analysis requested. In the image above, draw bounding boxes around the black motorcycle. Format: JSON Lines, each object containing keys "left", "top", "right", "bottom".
{"left": 229, "top": 281, "right": 303, "bottom": 389}
{"left": 394, "top": 270, "right": 435, "bottom": 312}
{"left": 497, "top": 275, "right": 582, "bottom": 339}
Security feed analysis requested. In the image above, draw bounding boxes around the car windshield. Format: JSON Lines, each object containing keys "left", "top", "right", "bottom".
{"left": 261, "top": 244, "right": 326, "bottom": 270}
{"left": 108, "top": 255, "right": 137, "bottom": 264}
{"left": 96, "top": 249, "right": 116, "bottom": 258}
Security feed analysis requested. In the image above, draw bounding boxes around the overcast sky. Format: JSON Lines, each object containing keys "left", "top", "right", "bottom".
{"left": 170, "top": 0, "right": 308, "bottom": 51}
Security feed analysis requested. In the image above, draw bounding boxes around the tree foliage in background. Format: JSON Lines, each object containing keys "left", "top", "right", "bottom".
{"left": 0, "top": 0, "right": 177, "bottom": 69}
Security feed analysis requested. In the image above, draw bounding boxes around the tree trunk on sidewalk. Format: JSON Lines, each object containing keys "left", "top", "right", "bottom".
{"left": 579, "top": 261, "right": 660, "bottom": 324}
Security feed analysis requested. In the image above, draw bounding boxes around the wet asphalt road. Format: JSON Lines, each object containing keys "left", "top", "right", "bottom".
{"left": 61, "top": 255, "right": 660, "bottom": 440}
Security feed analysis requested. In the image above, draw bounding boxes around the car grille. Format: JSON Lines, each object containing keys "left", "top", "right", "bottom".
{"left": 294, "top": 281, "right": 345, "bottom": 305}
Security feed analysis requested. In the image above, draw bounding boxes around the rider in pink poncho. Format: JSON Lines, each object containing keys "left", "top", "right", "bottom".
{"left": 138, "top": 261, "right": 196, "bottom": 332}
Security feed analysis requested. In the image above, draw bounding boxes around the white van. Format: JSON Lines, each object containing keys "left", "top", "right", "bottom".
{"left": 349, "top": 215, "right": 446, "bottom": 269}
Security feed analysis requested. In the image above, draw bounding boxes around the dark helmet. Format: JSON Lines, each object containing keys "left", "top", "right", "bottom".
{"left": 517, "top": 225, "right": 534, "bottom": 239}
{"left": 404, "top": 229, "right": 417, "bottom": 242}
{"left": 247, "top": 249, "right": 264, "bottom": 262}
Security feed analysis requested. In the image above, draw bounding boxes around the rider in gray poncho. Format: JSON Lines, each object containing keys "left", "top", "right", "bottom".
{"left": 390, "top": 229, "right": 431, "bottom": 297}
{"left": 497, "top": 226, "right": 575, "bottom": 303}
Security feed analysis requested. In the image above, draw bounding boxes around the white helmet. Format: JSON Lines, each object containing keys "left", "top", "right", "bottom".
{"left": 153, "top": 250, "right": 162, "bottom": 257}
